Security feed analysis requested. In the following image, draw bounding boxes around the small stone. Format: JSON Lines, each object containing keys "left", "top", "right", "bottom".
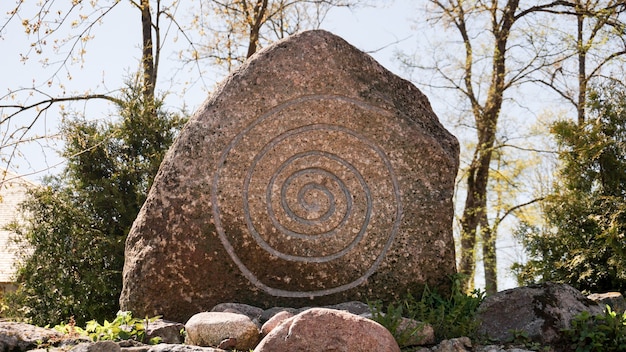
{"left": 432, "top": 337, "right": 472, "bottom": 352}
{"left": 185, "top": 312, "right": 260, "bottom": 350}
{"left": 146, "top": 344, "right": 227, "bottom": 352}
{"left": 396, "top": 317, "right": 435, "bottom": 347}
{"left": 587, "top": 292, "right": 626, "bottom": 314}
{"left": 259, "top": 307, "right": 298, "bottom": 324}
{"left": 474, "top": 345, "right": 505, "bottom": 352}
{"left": 211, "top": 303, "right": 264, "bottom": 323}
{"left": 474, "top": 346, "right": 536, "bottom": 352}
{"left": 145, "top": 319, "right": 185, "bottom": 344}
{"left": 217, "top": 337, "right": 237, "bottom": 349}
{"left": 260, "top": 311, "right": 294, "bottom": 336}
{"left": 118, "top": 339, "right": 147, "bottom": 347}
{"left": 324, "top": 301, "right": 371, "bottom": 315}
{"left": 119, "top": 345, "right": 151, "bottom": 352}
{"left": 254, "top": 308, "right": 400, "bottom": 352}
{"left": 70, "top": 340, "right": 121, "bottom": 352}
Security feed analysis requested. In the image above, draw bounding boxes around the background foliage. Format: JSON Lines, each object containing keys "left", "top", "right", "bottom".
{"left": 515, "top": 85, "right": 626, "bottom": 293}
{"left": 4, "top": 81, "right": 186, "bottom": 326}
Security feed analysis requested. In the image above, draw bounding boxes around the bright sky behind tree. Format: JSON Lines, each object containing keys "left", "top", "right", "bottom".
{"left": 0, "top": 0, "right": 424, "bottom": 180}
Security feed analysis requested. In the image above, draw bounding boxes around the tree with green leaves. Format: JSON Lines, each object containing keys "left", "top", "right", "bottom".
{"left": 4, "top": 80, "right": 186, "bottom": 326}
{"left": 404, "top": 0, "right": 625, "bottom": 293}
{"left": 410, "top": 0, "right": 560, "bottom": 293}
{"left": 0, "top": 0, "right": 171, "bottom": 176}
{"left": 514, "top": 85, "right": 626, "bottom": 293}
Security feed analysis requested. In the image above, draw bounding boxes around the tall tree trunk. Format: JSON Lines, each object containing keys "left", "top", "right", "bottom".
{"left": 481, "top": 211, "right": 497, "bottom": 294}
{"left": 576, "top": 8, "right": 586, "bottom": 125}
{"left": 141, "top": 0, "right": 156, "bottom": 104}
{"left": 246, "top": 0, "right": 269, "bottom": 58}
{"left": 459, "top": 114, "right": 497, "bottom": 290}
{"left": 458, "top": 0, "right": 519, "bottom": 292}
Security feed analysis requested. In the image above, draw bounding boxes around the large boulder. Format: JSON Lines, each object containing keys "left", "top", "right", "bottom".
{"left": 476, "top": 282, "right": 604, "bottom": 345}
{"left": 254, "top": 308, "right": 400, "bottom": 352}
{"left": 120, "top": 29, "right": 459, "bottom": 322}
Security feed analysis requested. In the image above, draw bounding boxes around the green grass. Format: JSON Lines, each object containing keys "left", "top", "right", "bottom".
{"left": 369, "top": 275, "right": 485, "bottom": 346}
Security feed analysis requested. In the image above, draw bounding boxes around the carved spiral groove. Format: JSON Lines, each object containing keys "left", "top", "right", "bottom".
{"left": 211, "top": 95, "right": 402, "bottom": 297}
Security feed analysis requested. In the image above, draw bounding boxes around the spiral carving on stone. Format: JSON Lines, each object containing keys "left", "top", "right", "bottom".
{"left": 211, "top": 95, "right": 402, "bottom": 297}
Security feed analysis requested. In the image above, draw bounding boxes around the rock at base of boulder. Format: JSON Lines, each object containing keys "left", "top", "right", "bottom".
{"left": 396, "top": 317, "right": 435, "bottom": 347}
{"left": 210, "top": 303, "right": 264, "bottom": 323}
{"left": 146, "top": 345, "right": 226, "bottom": 352}
{"left": 260, "top": 310, "right": 294, "bottom": 336}
{"left": 70, "top": 341, "right": 120, "bottom": 352}
{"left": 185, "top": 312, "right": 260, "bottom": 350}
{"left": 254, "top": 308, "right": 400, "bottom": 352}
{"left": 0, "top": 322, "right": 62, "bottom": 351}
{"left": 476, "top": 282, "right": 604, "bottom": 345}
{"left": 146, "top": 319, "right": 185, "bottom": 344}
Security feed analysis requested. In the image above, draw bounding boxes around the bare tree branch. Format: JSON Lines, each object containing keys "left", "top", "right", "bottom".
{"left": 495, "top": 197, "right": 546, "bottom": 226}
{"left": 1, "top": 92, "right": 123, "bottom": 124}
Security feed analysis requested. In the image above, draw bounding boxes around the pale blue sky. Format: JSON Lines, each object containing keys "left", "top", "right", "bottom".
{"left": 0, "top": 0, "right": 426, "bottom": 179}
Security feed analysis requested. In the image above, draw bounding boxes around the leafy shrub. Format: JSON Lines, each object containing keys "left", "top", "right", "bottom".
{"left": 0, "top": 298, "right": 7, "bottom": 318}
{"left": 515, "top": 86, "right": 626, "bottom": 293}
{"left": 4, "top": 82, "right": 186, "bottom": 326}
{"left": 564, "top": 306, "right": 626, "bottom": 352}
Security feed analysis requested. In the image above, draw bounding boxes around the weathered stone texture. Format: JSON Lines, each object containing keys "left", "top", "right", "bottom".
{"left": 254, "top": 308, "right": 400, "bottom": 352}
{"left": 120, "top": 29, "right": 459, "bottom": 322}
{"left": 476, "top": 282, "right": 604, "bottom": 345}
{"left": 0, "top": 322, "right": 62, "bottom": 351}
{"left": 260, "top": 310, "right": 293, "bottom": 336}
{"left": 145, "top": 320, "right": 185, "bottom": 344}
{"left": 185, "top": 312, "right": 260, "bottom": 350}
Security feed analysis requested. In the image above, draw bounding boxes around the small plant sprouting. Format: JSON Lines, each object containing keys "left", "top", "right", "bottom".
{"left": 507, "top": 329, "right": 551, "bottom": 351}
{"left": 564, "top": 305, "right": 626, "bottom": 352}
{"left": 54, "top": 311, "right": 162, "bottom": 345}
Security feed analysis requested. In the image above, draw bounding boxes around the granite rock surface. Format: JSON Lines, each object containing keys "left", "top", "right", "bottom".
{"left": 120, "top": 29, "right": 459, "bottom": 322}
